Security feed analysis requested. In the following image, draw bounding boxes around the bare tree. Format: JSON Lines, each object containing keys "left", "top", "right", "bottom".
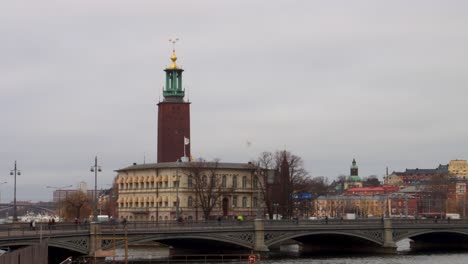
{"left": 253, "top": 150, "right": 309, "bottom": 219}
{"left": 102, "top": 177, "right": 119, "bottom": 218}
{"left": 423, "top": 173, "right": 451, "bottom": 213}
{"left": 186, "top": 158, "right": 233, "bottom": 220}
{"left": 62, "top": 190, "right": 91, "bottom": 220}
{"left": 253, "top": 152, "right": 275, "bottom": 219}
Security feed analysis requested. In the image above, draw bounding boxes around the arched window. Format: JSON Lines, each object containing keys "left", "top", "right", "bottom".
{"left": 188, "top": 176, "right": 193, "bottom": 188}
{"left": 202, "top": 175, "right": 207, "bottom": 185}
{"left": 188, "top": 196, "right": 193, "bottom": 207}
{"left": 222, "top": 175, "right": 227, "bottom": 188}
{"left": 242, "top": 197, "right": 247, "bottom": 208}
{"left": 232, "top": 175, "right": 237, "bottom": 189}
{"left": 242, "top": 176, "right": 247, "bottom": 189}
{"left": 253, "top": 177, "right": 258, "bottom": 188}
{"left": 233, "top": 196, "right": 238, "bottom": 208}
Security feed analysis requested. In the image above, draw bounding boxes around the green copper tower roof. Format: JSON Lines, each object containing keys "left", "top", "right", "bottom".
{"left": 348, "top": 158, "right": 362, "bottom": 182}
{"left": 163, "top": 48, "right": 185, "bottom": 98}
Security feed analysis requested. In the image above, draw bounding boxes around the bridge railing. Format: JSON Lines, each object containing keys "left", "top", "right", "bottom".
{"left": 100, "top": 219, "right": 255, "bottom": 232}
{"left": 264, "top": 219, "right": 383, "bottom": 227}
{"left": 391, "top": 218, "right": 468, "bottom": 225}
{"left": 0, "top": 223, "right": 90, "bottom": 238}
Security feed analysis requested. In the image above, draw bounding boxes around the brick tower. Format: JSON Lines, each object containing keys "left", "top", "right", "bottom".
{"left": 157, "top": 47, "right": 191, "bottom": 163}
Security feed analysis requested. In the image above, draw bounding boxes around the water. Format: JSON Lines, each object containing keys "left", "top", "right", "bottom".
{"left": 262, "top": 253, "right": 468, "bottom": 264}
{"left": 104, "top": 240, "right": 468, "bottom": 264}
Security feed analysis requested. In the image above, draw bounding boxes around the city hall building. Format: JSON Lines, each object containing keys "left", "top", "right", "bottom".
{"left": 115, "top": 47, "right": 266, "bottom": 221}
{"left": 116, "top": 162, "right": 264, "bottom": 221}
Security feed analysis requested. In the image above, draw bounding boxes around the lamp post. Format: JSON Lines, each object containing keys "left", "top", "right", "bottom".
{"left": 90, "top": 156, "right": 102, "bottom": 222}
{"left": 47, "top": 185, "right": 73, "bottom": 219}
{"left": 0, "top": 182, "right": 7, "bottom": 204}
{"left": 10, "top": 161, "right": 21, "bottom": 222}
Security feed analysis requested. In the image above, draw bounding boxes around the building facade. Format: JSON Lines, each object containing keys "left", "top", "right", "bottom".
{"left": 449, "top": 160, "right": 468, "bottom": 179}
{"left": 391, "top": 164, "right": 449, "bottom": 186}
{"left": 315, "top": 195, "right": 387, "bottom": 218}
{"left": 116, "top": 162, "right": 264, "bottom": 221}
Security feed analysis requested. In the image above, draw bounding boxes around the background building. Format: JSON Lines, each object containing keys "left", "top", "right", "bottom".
{"left": 449, "top": 160, "right": 468, "bottom": 179}
{"left": 116, "top": 162, "right": 263, "bottom": 221}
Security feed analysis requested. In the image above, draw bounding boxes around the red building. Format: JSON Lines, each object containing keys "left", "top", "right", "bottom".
{"left": 388, "top": 193, "right": 418, "bottom": 217}
{"left": 344, "top": 185, "right": 399, "bottom": 196}
{"left": 157, "top": 48, "right": 191, "bottom": 163}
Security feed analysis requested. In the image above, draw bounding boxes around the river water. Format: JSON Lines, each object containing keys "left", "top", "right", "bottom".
{"left": 263, "top": 253, "right": 468, "bottom": 264}
{"left": 106, "top": 240, "right": 468, "bottom": 264}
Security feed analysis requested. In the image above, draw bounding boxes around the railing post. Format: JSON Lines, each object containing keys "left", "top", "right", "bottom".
{"left": 253, "top": 219, "right": 269, "bottom": 252}
{"left": 89, "top": 222, "right": 101, "bottom": 258}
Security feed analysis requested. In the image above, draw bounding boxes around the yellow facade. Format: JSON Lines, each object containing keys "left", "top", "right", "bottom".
{"left": 449, "top": 160, "right": 468, "bottom": 179}
{"left": 315, "top": 196, "right": 386, "bottom": 218}
{"left": 115, "top": 162, "right": 264, "bottom": 221}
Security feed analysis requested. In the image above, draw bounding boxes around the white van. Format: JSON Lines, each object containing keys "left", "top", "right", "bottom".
{"left": 446, "top": 213, "right": 460, "bottom": 220}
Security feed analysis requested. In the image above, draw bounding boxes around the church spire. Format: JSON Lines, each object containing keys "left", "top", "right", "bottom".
{"left": 163, "top": 38, "right": 184, "bottom": 98}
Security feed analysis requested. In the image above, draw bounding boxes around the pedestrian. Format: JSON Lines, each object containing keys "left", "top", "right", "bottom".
{"left": 32, "top": 219, "right": 36, "bottom": 231}
{"left": 217, "top": 216, "right": 222, "bottom": 226}
{"left": 29, "top": 220, "right": 33, "bottom": 230}
{"left": 434, "top": 216, "right": 438, "bottom": 223}
{"left": 325, "top": 216, "right": 329, "bottom": 224}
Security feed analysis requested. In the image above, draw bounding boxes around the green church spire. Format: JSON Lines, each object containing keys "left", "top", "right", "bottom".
{"left": 163, "top": 39, "right": 184, "bottom": 98}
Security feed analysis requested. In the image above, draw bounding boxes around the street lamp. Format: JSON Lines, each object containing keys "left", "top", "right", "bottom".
{"left": 0, "top": 182, "right": 7, "bottom": 204}
{"left": 90, "top": 156, "right": 102, "bottom": 222}
{"left": 10, "top": 161, "right": 21, "bottom": 222}
{"left": 47, "top": 185, "right": 73, "bottom": 219}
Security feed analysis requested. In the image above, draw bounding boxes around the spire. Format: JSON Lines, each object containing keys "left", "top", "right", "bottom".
{"left": 168, "top": 48, "right": 179, "bottom": 70}
{"left": 163, "top": 38, "right": 185, "bottom": 99}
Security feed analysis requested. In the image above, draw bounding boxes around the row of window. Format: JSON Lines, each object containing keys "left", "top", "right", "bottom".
{"left": 119, "top": 175, "right": 259, "bottom": 190}
{"left": 118, "top": 196, "right": 259, "bottom": 208}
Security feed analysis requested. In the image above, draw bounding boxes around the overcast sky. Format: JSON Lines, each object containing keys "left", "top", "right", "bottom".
{"left": 1, "top": 0, "right": 468, "bottom": 202}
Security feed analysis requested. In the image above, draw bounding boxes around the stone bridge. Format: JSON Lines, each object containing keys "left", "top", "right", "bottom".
{"left": 1, "top": 218, "right": 468, "bottom": 257}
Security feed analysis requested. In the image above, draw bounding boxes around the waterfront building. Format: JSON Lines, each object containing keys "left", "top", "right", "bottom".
{"left": 115, "top": 162, "right": 263, "bottom": 221}
{"left": 344, "top": 185, "right": 399, "bottom": 196}
{"left": 448, "top": 159, "right": 468, "bottom": 179}
{"left": 314, "top": 195, "right": 386, "bottom": 218}
{"left": 388, "top": 192, "right": 417, "bottom": 217}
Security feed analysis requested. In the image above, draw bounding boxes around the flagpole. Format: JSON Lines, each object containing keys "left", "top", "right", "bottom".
{"left": 183, "top": 137, "right": 186, "bottom": 158}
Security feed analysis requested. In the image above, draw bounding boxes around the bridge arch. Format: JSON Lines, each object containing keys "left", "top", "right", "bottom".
{"left": 104, "top": 233, "right": 254, "bottom": 251}
{"left": 266, "top": 230, "right": 384, "bottom": 248}
{"left": 394, "top": 229, "right": 468, "bottom": 243}
{"left": 0, "top": 240, "right": 88, "bottom": 255}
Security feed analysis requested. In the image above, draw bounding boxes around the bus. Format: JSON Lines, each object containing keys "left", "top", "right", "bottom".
{"left": 419, "top": 212, "right": 444, "bottom": 219}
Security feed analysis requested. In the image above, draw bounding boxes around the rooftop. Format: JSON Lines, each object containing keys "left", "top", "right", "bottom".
{"left": 116, "top": 162, "right": 257, "bottom": 172}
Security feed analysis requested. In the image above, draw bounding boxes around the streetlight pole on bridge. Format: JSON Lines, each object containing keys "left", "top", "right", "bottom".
{"left": 90, "top": 156, "right": 102, "bottom": 222}
{"left": 10, "top": 161, "right": 21, "bottom": 222}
